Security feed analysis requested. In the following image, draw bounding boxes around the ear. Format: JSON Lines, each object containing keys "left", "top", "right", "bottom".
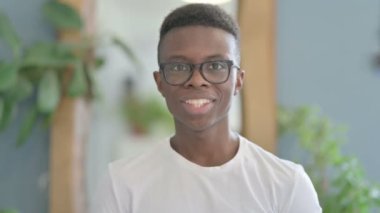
{"left": 234, "top": 69, "right": 245, "bottom": 95}
{"left": 153, "top": 71, "right": 165, "bottom": 97}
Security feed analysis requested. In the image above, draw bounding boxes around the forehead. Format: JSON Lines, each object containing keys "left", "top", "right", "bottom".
{"left": 159, "top": 25, "right": 237, "bottom": 62}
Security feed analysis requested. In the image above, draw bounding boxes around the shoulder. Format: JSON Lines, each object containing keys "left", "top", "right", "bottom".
{"left": 92, "top": 141, "right": 169, "bottom": 213}
{"left": 240, "top": 135, "right": 302, "bottom": 179}
{"left": 108, "top": 139, "right": 170, "bottom": 184}
{"left": 239, "top": 136, "right": 321, "bottom": 212}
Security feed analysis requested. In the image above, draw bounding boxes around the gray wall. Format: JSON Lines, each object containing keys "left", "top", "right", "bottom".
{"left": 0, "top": 0, "right": 52, "bottom": 212}
{"left": 277, "top": 0, "right": 380, "bottom": 182}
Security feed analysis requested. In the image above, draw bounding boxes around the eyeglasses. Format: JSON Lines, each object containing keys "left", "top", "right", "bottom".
{"left": 159, "top": 60, "right": 240, "bottom": 86}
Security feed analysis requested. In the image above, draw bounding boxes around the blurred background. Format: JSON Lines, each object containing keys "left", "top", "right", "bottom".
{"left": 0, "top": 0, "right": 379, "bottom": 213}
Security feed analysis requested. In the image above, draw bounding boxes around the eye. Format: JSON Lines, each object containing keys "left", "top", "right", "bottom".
{"left": 206, "top": 61, "right": 227, "bottom": 71}
{"left": 170, "top": 63, "right": 189, "bottom": 72}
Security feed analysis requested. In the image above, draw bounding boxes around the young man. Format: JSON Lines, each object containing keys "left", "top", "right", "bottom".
{"left": 96, "top": 3, "right": 321, "bottom": 213}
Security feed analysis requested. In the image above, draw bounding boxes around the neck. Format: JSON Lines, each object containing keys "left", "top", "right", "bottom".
{"left": 170, "top": 120, "right": 239, "bottom": 167}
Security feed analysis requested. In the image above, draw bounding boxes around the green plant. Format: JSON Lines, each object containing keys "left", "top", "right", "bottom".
{"left": 123, "top": 95, "right": 173, "bottom": 135}
{"left": 0, "top": 1, "right": 99, "bottom": 146}
{"left": 0, "top": 2, "right": 140, "bottom": 146}
{"left": 0, "top": 209, "right": 18, "bottom": 213}
{"left": 278, "top": 106, "right": 380, "bottom": 212}
{"left": 122, "top": 77, "right": 173, "bottom": 135}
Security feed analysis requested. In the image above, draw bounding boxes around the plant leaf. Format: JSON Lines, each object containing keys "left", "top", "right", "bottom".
{"left": 5, "top": 76, "right": 33, "bottom": 103}
{"left": 23, "top": 42, "right": 76, "bottom": 68}
{"left": 43, "top": 1, "right": 83, "bottom": 30}
{"left": 0, "top": 10, "right": 21, "bottom": 58}
{"left": 0, "top": 97, "right": 4, "bottom": 124}
{"left": 0, "top": 100, "right": 16, "bottom": 132}
{"left": 111, "top": 37, "right": 143, "bottom": 70}
{"left": 94, "top": 57, "right": 105, "bottom": 69}
{"left": 16, "top": 107, "right": 38, "bottom": 147}
{"left": 0, "top": 61, "right": 19, "bottom": 92}
{"left": 37, "top": 71, "right": 61, "bottom": 114}
{"left": 41, "top": 112, "right": 54, "bottom": 129}
{"left": 68, "top": 61, "right": 87, "bottom": 97}
{"left": 85, "top": 66, "right": 100, "bottom": 99}
{"left": 0, "top": 209, "right": 19, "bottom": 213}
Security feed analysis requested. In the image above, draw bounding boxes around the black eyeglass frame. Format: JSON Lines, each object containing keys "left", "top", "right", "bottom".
{"left": 159, "top": 59, "right": 240, "bottom": 86}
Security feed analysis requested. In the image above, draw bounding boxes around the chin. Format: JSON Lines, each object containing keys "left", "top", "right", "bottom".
{"left": 176, "top": 117, "right": 225, "bottom": 133}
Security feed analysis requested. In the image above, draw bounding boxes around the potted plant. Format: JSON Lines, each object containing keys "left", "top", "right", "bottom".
{"left": 122, "top": 76, "right": 173, "bottom": 135}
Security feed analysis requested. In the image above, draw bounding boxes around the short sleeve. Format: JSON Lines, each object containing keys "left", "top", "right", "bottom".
{"left": 282, "top": 167, "right": 322, "bottom": 213}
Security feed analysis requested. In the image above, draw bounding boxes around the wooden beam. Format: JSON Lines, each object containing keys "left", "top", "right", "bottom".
{"left": 50, "top": 99, "right": 89, "bottom": 213}
{"left": 238, "top": 0, "right": 277, "bottom": 153}
{"left": 49, "top": 0, "right": 94, "bottom": 212}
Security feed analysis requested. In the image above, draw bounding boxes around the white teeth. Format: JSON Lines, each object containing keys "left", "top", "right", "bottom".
{"left": 185, "top": 99, "right": 211, "bottom": 108}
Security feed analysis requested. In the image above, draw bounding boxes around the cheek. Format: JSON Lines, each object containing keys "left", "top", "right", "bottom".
{"left": 218, "top": 84, "right": 235, "bottom": 108}
{"left": 162, "top": 90, "right": 177, "bottom": 114}
{"left": 224, "top": 80, "right": 237, "bottom": 97}
{"left": 164, "top": 96, "right": 174, "bottom": 111}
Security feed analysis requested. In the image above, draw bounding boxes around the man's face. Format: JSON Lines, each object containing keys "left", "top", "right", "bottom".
{"left": 154, "top": 25, "right": 244, "bottom": 132}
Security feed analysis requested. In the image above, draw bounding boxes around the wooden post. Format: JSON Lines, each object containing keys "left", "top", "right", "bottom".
{"left": 50, "top": 99, "right": 89, "bottom": 213}
{"left": 238, "top": 0, "right": 277, "bottom": 153}
{"left": 49, "top": 0, "right": 94, "bottom": 212}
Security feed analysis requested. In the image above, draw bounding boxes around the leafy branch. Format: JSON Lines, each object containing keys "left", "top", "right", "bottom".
{"left": 278, "top": 106, "right": 380, "bottom": 212}
{"left": 0, "top": 2, "right": 100, "bottom": 146}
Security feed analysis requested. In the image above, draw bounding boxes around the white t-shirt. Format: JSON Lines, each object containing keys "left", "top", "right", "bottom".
{"left": 94, "top": 135, "right": 322, "bottom": 213}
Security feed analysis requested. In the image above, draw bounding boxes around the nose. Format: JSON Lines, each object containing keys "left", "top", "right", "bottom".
{"left": 184, "top": 66, "right": 210, "bottom": 88}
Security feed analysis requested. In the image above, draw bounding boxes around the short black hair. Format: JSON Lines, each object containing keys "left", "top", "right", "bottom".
{"left": 157, "top": 3, "right": 240, "bottom": 63}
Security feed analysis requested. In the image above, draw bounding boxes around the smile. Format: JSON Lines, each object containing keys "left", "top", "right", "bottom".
{"left": 185, "top": 99, "right": 212, "bottom": 108}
